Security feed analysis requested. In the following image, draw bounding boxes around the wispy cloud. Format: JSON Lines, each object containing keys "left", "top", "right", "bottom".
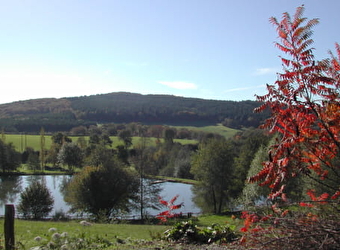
{"left": 224, "top": 84, "right": 265, "bottom": 93}
{"left": 254, "top": 67, "right": 278, "bottom": 75}
{"left": 159, "top": 81, "right": 197, "bottom": 90}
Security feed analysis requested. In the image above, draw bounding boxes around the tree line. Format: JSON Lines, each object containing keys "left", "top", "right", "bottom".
{"left": 0, "top": 93, "right": 269, "bottom": 132}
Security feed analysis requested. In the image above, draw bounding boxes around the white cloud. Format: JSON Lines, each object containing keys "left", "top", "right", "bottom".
{"left": 159, "top": 81, "right": 197, "bottom": 90}
{"left": 254, "top": 67, "right": 278, "bottom": 75}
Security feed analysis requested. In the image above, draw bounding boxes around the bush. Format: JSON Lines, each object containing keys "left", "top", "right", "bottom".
{"left": 17, "top": 181, "right": 54, "bottom": 219}
{"left": 163, "top": 220, "right": 238, "bottom": 244}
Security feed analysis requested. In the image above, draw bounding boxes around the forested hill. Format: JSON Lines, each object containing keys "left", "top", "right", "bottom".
{"left": 0, "top": 92, "right": 269, "bottom": 132}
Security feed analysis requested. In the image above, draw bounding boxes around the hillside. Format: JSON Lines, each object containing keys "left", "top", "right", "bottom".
{"left": 0, "top": 92, "right": 269, "bottom": 132}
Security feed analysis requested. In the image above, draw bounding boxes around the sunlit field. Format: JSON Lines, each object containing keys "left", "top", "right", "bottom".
{"left": 3, "top": 134, "right": 198, "bottom": 152}
{"left": 2, "top": 124, "right": 239, "bottom": 152}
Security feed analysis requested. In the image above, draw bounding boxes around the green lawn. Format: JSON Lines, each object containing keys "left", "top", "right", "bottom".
{"left": 172, "top": 124, "right": 240, "bottom": 139}
{"left": 0, "top": 219, "right": 170, "bottom": 249}
{"left": 3, "top": 124, "right": 238, "bottom": 152}
{"left": 0, "top": 214, "right": 235, "bottom": 249}
{"left": 3, "top": 134, "right": 198, "bottom": 152}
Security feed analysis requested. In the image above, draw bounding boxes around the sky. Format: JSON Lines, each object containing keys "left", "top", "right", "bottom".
{"left": 0, "top": 0, "right": 339, "bottom": 104}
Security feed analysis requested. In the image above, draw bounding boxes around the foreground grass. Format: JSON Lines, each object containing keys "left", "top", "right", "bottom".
{"left": 196, "top": 214, "right": 236, "bottom": 227}
{"left": 0, "top": 219, "right": 171, "bottom": 249}
{"left": 0, "top": 215, "right": 236, "bottom": 249}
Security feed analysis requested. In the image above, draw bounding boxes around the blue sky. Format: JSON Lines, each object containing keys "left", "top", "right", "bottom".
{"left": 0, "top": 0, "right": 339, "bottom": 104}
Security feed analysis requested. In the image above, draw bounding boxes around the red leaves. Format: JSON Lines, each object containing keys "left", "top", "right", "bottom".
{"left": 331, "top": 191, "right": 340, "bottom": 200}
{"left": 299, "top": 202, "right": 314, "bottom": 207}
{"left": 158, "top": 210, "right": 170, "bottom": 216}
{"left": 170, "top": 204, "right": 183, "bottom": 210}
{"left": 169, "top": 194, "right": 179, "bottom": 205}
{"left": 307, "top": 189, "right": 329, "bottom": 204}
{"left": 156, "top": 195, "right": 183, "bottom": 222}
{"left": 253, "top": 5, "right": 340, "bottom": 201}
{"left": 158, "top": 198, "right": 168, "bottom": 206}
{"left": 240, "top": 211, "right": 256, "bottom": 232}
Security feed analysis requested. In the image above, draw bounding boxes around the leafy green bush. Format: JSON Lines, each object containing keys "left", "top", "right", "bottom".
{"left": 163, "top": 220, "right": 238, "bottom": 244}
{"left": 17, "top": 181, "right": 54, "bottom": 219}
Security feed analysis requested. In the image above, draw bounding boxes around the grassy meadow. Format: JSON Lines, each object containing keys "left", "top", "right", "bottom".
{"left": 172, "top": 123, "right": 239, "bottom": 138}
{"left": 3, "top": 124, "right": 238, "bottom": 152}
{"left": 3, "top": 134, "right": 198, "bottom": 152}
{"left": 0, "top": 215, "right": 238, "bottom": 249}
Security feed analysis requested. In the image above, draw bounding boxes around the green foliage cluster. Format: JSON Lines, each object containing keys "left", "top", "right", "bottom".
{"left": 190, "top": 129, "right": 271, "bottom": 213}
{"left": 191, "top": 138, "right": 235, "bottom": 214}
{"left": 0, "top": 139, "right": 21, "bottom": 172}
{"left": 64, "top": 163, "right": 139, "bottom": 220}
{"left": 17, "top": 181, "right": 54, "bottom": 219}
{"left": 162, "top": 220, "right": 238, "bottom": 244}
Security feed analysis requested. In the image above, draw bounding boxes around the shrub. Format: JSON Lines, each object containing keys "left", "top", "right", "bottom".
{"left": 163, "top": 220, "right": 238, "bottom": 244}
{"left": 17, "top": 181, "right": 54, "bottom": 219}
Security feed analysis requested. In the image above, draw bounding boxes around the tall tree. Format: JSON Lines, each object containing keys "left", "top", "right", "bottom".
{"left": 0, "top": 140, "right": 21, "bottom": 173}
{"left": 163, "top": 128, "right": 175, "bottom": 145}
{"left": 251, "top": 5, "right": 340, "bottom": 200}
{"left": 118, "top": 130, "right": 133, "bottom": 149}
{"left": 191, "top": 138, "right": 235, "bottom": 214}
{"left": 1, "top": 128, "right": 5, "bottom": 142}
{"left": 57, "top": 143, "right": 83, "bottom": 171}
{"left": 232, "top": 129, "right": 271, "bottom": 197}
{"left": 47, "top": 133, "right": 72, "bottom": 167}
{"left": 132, "top": 131, "right": 162, "bottom": 219}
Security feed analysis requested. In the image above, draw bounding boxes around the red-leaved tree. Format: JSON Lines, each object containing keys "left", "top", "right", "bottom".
{"left": 156, "top": 195, "right": 183, "bottom": 222}
{"left": 251, "top": 5, "right": 340, "bottom": 201}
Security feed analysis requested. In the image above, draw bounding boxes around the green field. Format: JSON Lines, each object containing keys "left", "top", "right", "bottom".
{"left": 3, "top": 125, "right": 238, "bottom": 152}
{"left": 172, "top": 124, "right": 240, "bottom": 138}
{"left": 0, "top": 215, "right": 236, "bottom": 249}
{"left": 2, "top": 134, "right": 198, "bottom": 152}
{"left": 0, "top": 219, "right": 169, "bottom": 249}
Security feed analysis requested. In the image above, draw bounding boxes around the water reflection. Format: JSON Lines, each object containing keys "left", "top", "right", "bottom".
{"left": 0, "top": 176, "right": 22, "bottom": 206}
{"left": 0, "top": 175, "right": 200, "bottom": 217}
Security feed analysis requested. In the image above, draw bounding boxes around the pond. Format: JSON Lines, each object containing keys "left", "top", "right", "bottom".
{"left": 0, "top": 175, "right": 200, "bottom": 218}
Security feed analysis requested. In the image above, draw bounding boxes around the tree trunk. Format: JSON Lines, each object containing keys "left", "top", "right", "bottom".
{"left": 211, "top": 187, "right": 217, "bottom": 214}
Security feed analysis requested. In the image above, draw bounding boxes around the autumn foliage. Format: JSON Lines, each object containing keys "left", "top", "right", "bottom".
{"left": 236, "top": 5, "right": 340, "bottom": 248}
{"left": 251, "top": 5, "right": 340, "bottom": 201}
{"left": 156, "top": 195, "right": 183, "bottom": 222}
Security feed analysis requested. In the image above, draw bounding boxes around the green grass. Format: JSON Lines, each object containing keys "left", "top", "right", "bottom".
{"left": 3, "top": 124, "right": 237, "bottom": 152}
{"left": 0, "top": 219, "right": 170, "bottom": 249}
{"left": 0, "top": 215, "right": 236, "bottom": 249}
{"left": 3, "top": 134, "right": 198, "bottom": 152}
{"left": 151, "top": 175, "right": 199, "bottom": 185}
{"left": 196, "top": 214, "right": 236, "bottom": 227}
{"left": 172, "top": 124, "right": 240, "bottom": 139}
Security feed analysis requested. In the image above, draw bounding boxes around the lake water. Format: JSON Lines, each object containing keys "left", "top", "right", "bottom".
{"left": 0, "top": 175, "right": 200, "bottom": 218}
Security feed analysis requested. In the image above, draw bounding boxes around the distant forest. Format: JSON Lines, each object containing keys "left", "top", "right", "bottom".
{"left": 0, "top": 92, "right": 269, "bottom": 133}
